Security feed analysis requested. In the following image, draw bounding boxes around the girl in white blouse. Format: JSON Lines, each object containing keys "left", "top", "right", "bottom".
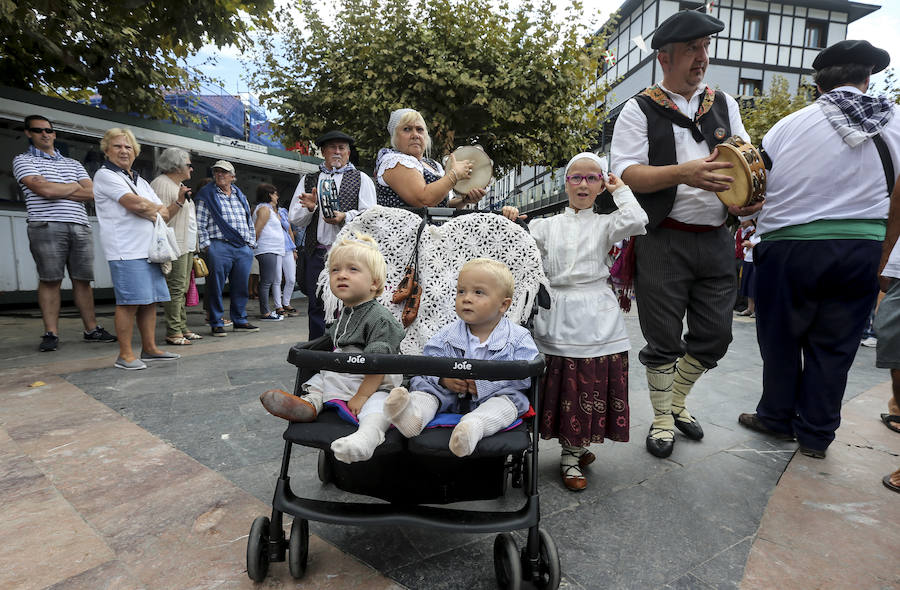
{"left": 506, "top": 152, "right": 648, "bottom": 491}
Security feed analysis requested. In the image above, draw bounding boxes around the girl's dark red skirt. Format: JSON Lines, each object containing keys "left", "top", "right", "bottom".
{"left": 539, "top": 352, "right": 630, "bottom": 447}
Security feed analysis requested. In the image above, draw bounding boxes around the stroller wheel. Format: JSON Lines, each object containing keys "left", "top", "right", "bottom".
{"left": 246, "top": 516, "right": 270, "bottom": 582}
{"left": 493, "top": 533, "right": 522, "bottom": 589}
{"left": 317, "top": 449, "right": 333, "bottom": 484}
{"left": 530, "top": 528, "right": 561, "bottom": 590}
{"left": 288, "top": 518, "right": 309, "bottom": 579}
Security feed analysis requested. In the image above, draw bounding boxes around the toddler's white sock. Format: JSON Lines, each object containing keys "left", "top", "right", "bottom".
{"left": 384, "top": 387, "right": 439, "bottom": 438}
{"left": 331, "top": 412, "right": 390, "bottom": 464}
{"left": 449, "top": 396, "right": 517, "bottom": 457}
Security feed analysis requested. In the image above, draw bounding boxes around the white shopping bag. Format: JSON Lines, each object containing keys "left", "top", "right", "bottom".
{"left": 148, "top": 213, "right": 180, "bottom": 264}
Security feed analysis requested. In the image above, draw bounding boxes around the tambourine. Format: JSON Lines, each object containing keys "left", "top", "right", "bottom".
{"left": 444, "top": 145, "right": 493, "bottom": 195}
{"left": 713, "top": 136, "right": 766, "bottom": 208}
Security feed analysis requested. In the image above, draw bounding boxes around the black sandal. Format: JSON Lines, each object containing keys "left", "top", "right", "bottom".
{"left": 880, "top": 414, "right": 900, "bottom": 434}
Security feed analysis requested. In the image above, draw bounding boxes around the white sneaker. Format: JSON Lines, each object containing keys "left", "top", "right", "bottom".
{"left": 260, "top": 312, "right": 284, "bottom": 322}
{"left": 861, "top": 336, "right": 877, "bottom": 347}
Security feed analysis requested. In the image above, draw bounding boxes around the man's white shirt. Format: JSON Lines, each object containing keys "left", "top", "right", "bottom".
{"left": 757, "top": 86, "right": 900, "bottom": 237}
{"left": 611, "top": 82, "right": 749, "bottom": 227}
{"left": 289, "top": 169, "right": 376, "bottom": 247}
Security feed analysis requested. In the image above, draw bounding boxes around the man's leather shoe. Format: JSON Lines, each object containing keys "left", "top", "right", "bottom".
{"left": 798, "top": 446, "right": 826, "bottom": 459}
{"left": 646, "top": 431, "right": 674, "bottom": 458}
{"left": 674, "top": 416, "right": 704, "bottom": 441}
{"left": 737, "top": 413, "right": 795, "bottom": 441}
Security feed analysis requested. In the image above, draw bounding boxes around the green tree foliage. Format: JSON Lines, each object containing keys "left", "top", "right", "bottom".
{"left": 871, "top": 68, "right": 900, "bottom": 105}
{"left": 738, "top": 75, "right": 812, "bottom": 145}
{"left": 0, "top": 0, "right": 274, "bottom": 119}
{"left": 250, "top": 0, "right": 615, "bottom": 172}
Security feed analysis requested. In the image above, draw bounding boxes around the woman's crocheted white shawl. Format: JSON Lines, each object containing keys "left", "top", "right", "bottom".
{"left": 317, "top": 206, "right": 549, "bottom": 355}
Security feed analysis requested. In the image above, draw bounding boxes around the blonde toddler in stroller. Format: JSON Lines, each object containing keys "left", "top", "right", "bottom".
{"left": 387, "top": 258, "right": 539, "bottom": 456}
{"left": 260, "top": 233, "right": 405, "bottom": 463}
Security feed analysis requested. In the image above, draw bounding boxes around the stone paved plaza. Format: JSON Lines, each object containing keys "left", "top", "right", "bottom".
{"left": 0, "top": 301, "right": 897, "bottom": 589}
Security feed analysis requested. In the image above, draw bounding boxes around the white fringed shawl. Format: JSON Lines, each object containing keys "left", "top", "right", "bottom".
{"left": 318, "top": 206, "right": 549, "bottom": 355}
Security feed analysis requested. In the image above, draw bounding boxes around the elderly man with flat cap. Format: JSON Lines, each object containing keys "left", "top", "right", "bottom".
{"left": 196, "top": 160, "right": 259, "bottom": 336}
{"left": 738, "top": 40, "right": 900, "bottom": 459}
{"left": 610, "top": 9, "right": 751, "bottom": 459}
{"left": 289, "top": 130, "right": 376, "bottom": 339}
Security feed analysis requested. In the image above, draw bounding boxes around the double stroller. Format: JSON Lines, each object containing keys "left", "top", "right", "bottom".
{"left": 246, "top": 206, "right": 560, "bottom": 589}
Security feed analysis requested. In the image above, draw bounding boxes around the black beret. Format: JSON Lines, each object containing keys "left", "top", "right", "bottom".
{"left": 812, "top": 40, "right": 890, "bottom": 73}
{"left": 651, "top": 10, "right": 725, "bottom": 50}
{"left": 315, "top": 130, "right": 355, "bottom": 146}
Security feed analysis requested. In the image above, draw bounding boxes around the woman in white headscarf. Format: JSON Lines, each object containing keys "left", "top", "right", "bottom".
{"left": 508, "top": 152, "right": 648, "bottom": 492}
{"left": 374, "top": 108, "right": 482, "bottom": 209}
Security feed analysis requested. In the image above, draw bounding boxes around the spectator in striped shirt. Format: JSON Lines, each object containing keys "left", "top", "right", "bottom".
{"left": 13, "top": 114, "right": 117, "bottom": 352}
{"left": 195, "top": 160, "right": 259, "bottom": 336}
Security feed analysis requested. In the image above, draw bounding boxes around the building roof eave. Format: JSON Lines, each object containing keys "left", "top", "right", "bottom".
{"left": 595, "top": 1, "right": 879, "bottom": 37}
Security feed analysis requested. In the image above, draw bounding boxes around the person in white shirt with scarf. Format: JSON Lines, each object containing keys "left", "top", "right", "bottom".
{"left": 738, "top": 40, "right": 900, "bottom": 460}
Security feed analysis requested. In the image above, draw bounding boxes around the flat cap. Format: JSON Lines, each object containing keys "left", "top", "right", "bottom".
{"left": 813, "top": 40, "right": 890, "bottom": 73}
{"left": 651, "top": 10, "right": 724, "bottom": 49}
{"left": 315, "top": 130, "right": 355, "bottom": 147}
{"left": 211, "top": 160, "right": 235, "bottom": 174}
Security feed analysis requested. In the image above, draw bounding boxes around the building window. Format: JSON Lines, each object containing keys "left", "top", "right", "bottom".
{"left": 738, "top": 78, "right": 762, "bottom": 97}
{"left": 744, "top": 12, "right": 767, "bottom": 41}
{"left": 805, "top": 20, "right": 827, "bottom": 48}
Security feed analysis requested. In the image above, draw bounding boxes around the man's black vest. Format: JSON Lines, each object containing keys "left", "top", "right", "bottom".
{"left": 633, "top": 89, "right": 731, "bottom": 228}
{"left": 302, "top": 169, "right": 361, "bottom": 255}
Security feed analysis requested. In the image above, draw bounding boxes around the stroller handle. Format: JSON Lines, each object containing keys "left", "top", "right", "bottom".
{"left": 287, "top": 345, "right": 546, "bottom": 380}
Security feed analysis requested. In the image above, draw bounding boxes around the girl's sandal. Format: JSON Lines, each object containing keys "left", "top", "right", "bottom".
{"left": 579, "top": 450, "right": 596, "bottom": 468}
{"left": 183, "top": 332, "right": 203, "bottom": 340}
{"left": 165, "top": 336, "right": 192, "bottom": 346}
{"left": 561, "top": 447, "right": 587, "bottom": 491}
{"left": 562, "top": 464, "right": 587, "bottom": 491}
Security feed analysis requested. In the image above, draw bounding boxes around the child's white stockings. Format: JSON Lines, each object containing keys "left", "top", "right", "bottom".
{"left": 449, "top": 396, "right": 517, "bottom": 457}
{"left": 330, "top": 412, "right": 391, "bottom": 464}
{"left": 384, "top": 387, "right": 439, "bottom": 438}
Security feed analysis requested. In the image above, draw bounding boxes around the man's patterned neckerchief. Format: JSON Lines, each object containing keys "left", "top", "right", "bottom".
{"left": 640, "top": 85, "right": 716, "bottom": 122}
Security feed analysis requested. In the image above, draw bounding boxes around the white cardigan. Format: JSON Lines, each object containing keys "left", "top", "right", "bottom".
{"left": 530, "top": 186, "right": 648, "bottom": 358}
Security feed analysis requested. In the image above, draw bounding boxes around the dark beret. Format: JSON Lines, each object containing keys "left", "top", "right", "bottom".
{"left": 812, "top": 40, "right": 890, "bottom": 73}
{"left": 315, "top": 130, "right": 355, "bottom": 146}
{"left": 651, "top": 10, "right": 725, "bottom": 49}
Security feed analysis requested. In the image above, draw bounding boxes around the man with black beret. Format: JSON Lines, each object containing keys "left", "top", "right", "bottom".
{"left": 610, "top": 9, "right": 751, "bottom": 459}
{"left": 738, "top": 40, "right": 900, "bottom": 459}
{"left": 289, "top": 130, "right": 376, "bottom": 339}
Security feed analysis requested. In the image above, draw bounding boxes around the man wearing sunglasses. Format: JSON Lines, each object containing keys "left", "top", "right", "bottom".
{"left": 13, "top": 114, "right": 117, "bottom": 352}
{"left": 610, "top": 10, "right": 750, "bottom": 459}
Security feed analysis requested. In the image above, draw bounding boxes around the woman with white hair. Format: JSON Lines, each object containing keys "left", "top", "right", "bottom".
{"left": 93, "top": 128, "right": 180, "bottom": 369}
{"left": 150, "top": 147, "right": 201, "bottom": 345}
{"left": 374, "top": 108, "right": 480, "bottom": 209}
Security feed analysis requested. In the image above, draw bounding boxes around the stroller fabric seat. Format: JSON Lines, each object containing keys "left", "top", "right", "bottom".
{"left": 283, "top": 407, "right": 530, "bottom": 459}
{"left": 406, "top": 421, "right": 530, "bottom": 458}
{"left": 283, "top": 409, "right": 406, "bottom": 455}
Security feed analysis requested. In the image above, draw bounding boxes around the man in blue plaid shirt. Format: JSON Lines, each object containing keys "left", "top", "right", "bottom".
{"left": 196, "top": 160, "right": 259, "bottom": 336}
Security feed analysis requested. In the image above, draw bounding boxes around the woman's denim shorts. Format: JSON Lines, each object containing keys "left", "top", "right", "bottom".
{"left": 108, "top": 259, "right": 171, "bottom": 305}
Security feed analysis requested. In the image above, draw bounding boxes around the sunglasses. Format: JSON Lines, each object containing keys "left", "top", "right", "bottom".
{"left": 28, "top": 127, "right": 55, "bottom": 134}
{"left": 565, "top": 174, "right": 604, "bottom": 186}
